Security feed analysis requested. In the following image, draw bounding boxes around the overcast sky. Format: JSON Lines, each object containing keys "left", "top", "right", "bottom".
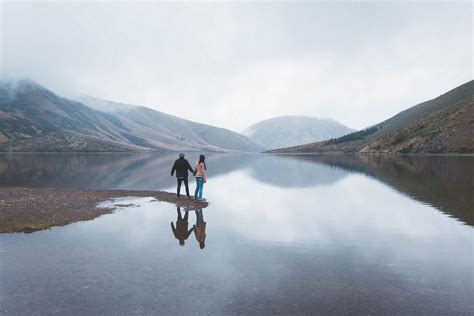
{"left": 1, "top": 1, "right": 472, "bottom": 131}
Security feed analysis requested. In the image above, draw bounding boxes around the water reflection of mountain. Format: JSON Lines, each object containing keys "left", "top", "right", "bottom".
{"left": 2, "top": 153, "right": 471, "bottom": 226}
{"left": 248, "top": 155, "right": 348, "bottom": 188}
{"left": 281, "top": 154, "right": 474, "bottom": 227}
{"left": 0, "top": 152, "right": 349, "bottom": 191}
{"left": 0, "top": 153, "right": 257, "bottom": 190}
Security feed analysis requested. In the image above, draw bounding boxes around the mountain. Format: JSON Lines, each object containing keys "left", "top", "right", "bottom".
{"left": 242, "top": 116, "right": 355, "bottom": 149}
{"left": 0, "top": 80, "right": 263, "bottom": 152}
{"left": 0, "top": 80, "right": 146, "bottom": 152}
{"left": 77, "top": 95, "right": 262, "bottom": 152}
{"left": 271, "top": 81, "right": 474, "bottom": 154}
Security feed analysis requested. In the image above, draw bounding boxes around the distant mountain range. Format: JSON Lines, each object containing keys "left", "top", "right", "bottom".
{"left": 271, "top": 80, "right": 474, "bottom": 154}
{"left": 0, "top": 80, "right": 262, "bottom": 152}
{"left": 2, "top": 79, "right": 472, "bottom": 154}
{"left": 242, "top": 116, "right": 354, "bottom": 149}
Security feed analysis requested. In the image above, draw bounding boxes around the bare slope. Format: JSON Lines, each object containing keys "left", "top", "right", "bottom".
{"left": 271, "top": 80, "right": 474, "bottom": 154}
{"left": 0, "top": 80, "right": 262, "bottom": 152}
{"left": 80, "top": 96, "right": 263, "bottom": 152}
{"left": 0, "top": 80, "right": 147, "bottom": 152}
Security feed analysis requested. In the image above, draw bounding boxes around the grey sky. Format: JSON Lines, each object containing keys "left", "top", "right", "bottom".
{"left": 1, "top": 1, "right": 472, "bottom": 131}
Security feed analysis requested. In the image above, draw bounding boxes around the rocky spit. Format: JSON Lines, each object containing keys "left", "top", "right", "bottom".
{"left": 0, "top": 187, "right": 208, "bottom": 233}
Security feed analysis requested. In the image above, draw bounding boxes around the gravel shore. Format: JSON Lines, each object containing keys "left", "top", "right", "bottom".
{"left": 0, "top": 187, "right": 208, "bottom": 233}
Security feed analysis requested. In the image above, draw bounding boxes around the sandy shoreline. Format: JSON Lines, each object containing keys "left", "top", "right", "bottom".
{"left": 0, "top": 187, "right": 208, "bottom": 233}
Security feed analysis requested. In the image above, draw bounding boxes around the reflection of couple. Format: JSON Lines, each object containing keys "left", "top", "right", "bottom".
{"left": 171, "top": 207, "right": 206, "bottom": 249}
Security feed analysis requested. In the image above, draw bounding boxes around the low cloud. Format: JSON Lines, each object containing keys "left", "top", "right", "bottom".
{"left": 1, "top": 1, "right": 471, "bottom": 131}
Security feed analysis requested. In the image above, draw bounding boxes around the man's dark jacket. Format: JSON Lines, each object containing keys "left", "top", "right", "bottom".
{"left": 171, "top": 157, "right": 194, "bottom": 178}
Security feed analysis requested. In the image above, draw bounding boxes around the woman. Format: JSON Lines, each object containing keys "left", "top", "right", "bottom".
{"left": 193, "top": 208, "right": 206, "bottom": 249}
{"left": 194, "top": 154, "right": 207, "bottom": 201}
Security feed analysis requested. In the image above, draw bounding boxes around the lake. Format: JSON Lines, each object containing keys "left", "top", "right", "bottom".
{"left": 0, "top": 153, "right": 472, "bottom": 314}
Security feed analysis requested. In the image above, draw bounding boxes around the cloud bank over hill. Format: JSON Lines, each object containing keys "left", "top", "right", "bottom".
{"left": 1, "top": 2, "right": 471, "bottom": 131}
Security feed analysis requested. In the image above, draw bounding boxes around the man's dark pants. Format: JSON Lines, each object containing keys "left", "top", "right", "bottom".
{"left": 177, "top": 177, "right": 190, "bottom": 197}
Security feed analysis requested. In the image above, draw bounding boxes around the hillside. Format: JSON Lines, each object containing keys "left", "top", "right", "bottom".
{"left": 0, "top": 80, "right": 262, "bottom": 152}
{"left": 79, "top": 96, "right": 262, "bottom": 152}
{"left": 243, "top": 116, "right": 354, "bottom": 149}
{"left": 271, "top": 81, "right": 474, "bottom": 154}
{"left": 0, "top": 80, "right": 147, "bottom": 152}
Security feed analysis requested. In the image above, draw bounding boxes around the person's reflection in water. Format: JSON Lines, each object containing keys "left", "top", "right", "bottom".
{"left": 193, "top": 208, "right": 207, "bottom": 249}
{"left": 171, "top": 207, "right": 194, "bottom": 246}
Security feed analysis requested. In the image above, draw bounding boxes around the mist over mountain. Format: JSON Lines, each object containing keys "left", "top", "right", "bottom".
{"left": 243, "top": 116, "right": 354, "bottom": 149}
{"left": 271, "top": 80, "right": 474, "bottom": 154}
{"left": 0, "top": 80, "right": 262, "bottom": 152}
{"left": 77, "top": 95, "right": 137, "bottom": 113}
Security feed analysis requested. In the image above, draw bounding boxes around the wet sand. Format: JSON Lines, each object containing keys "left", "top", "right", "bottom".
{"left": 0, "top": 187, "right": 208, "bottom": 233}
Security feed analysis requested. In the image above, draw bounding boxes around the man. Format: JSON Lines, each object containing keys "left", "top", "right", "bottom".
{"left": 171, "top": 206, "right": 194, "bottom": 246}
{"left": 170, "top": 153, "right": 194, "bottom": 198}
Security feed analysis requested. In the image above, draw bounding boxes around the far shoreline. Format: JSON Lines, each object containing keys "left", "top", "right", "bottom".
{"left": 0, "top": 151, "right": 472, "bottom": 157}
{"left": 265, "top": 152, "right": 474, "bottom": 157}
{"left": 0, "top": 150, "right": 261, "bottom": 155}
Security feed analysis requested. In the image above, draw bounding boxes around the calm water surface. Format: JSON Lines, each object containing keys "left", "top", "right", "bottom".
{"left": 0, "top": 154, "right": 472, "bottom": 315}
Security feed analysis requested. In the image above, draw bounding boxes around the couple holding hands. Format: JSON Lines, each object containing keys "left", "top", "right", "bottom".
{"left": 171, "top": 153, "right": 207, "bottom": 201}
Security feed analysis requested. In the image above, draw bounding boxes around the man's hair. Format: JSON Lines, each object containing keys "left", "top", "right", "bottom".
{"left": 179, "top": 153, "right": 185, "bottom": 158}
